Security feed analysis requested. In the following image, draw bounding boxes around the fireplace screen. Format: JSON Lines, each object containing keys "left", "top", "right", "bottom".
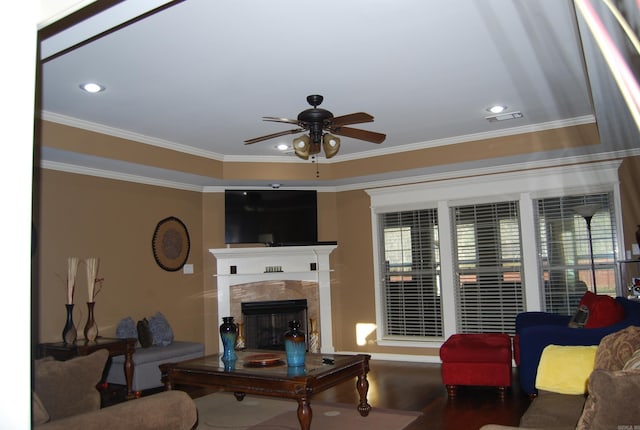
{"left": 242, "top": 299, "right": 308, "bottom": 350}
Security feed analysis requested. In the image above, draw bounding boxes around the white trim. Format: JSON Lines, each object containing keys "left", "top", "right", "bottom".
{"left": 40, "top": 160, "right": 203, "bottom": 192}
{"left": 342, "top": 351, "right": 443, "bottom": 364}
{"left": 366, "top": 160, "right": 623, "bottom": 209}
{"left": 41, "top": 110, "right": 597, "bottom": 165}
{"left": 39, "top": 143, "right": 637, "bottom": 196}
{"left": 333, "top": 115, "right": 596, "bottom": 161}
{"left": 41, "top": 112, "right": 225, "bottom": 161}
{"left": 519, "top": 193, "right": 543, "bottom": 311}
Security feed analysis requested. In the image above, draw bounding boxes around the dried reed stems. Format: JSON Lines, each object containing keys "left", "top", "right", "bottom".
{"left": 66, "top": 257, "right": 79, "bottom": 304}
{"left": 85, "top": 257, "right": 100, "bottom": 302}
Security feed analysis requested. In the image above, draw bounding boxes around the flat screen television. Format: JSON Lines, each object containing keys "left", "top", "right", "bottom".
{"left": 225, "top": 190, "right": 318, "bottom": 245}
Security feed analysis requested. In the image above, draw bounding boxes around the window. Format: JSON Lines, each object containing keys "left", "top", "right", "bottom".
{"left": 379, "top": 209, "right": 442, "bottom": 338}
{"left": 368, "top": 160, "right": 623, "bottom": 347}
{"left": 452, "top": 201, "right": 525, "bottom": 334}
{"left": 535, "top": 193, "right": 618, "bottom": 314}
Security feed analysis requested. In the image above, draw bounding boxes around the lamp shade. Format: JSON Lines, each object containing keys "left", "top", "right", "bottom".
{"left": 322, "top": 133, "right": 341, "bottom": 159}
{"left": 292, "top": 135, "right": 311, "bottom": 160}
{"left": 573, "top": 204, "right": 600, "bottom": 220}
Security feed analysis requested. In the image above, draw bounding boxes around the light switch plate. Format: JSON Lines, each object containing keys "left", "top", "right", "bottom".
{"left": 183, "top": 264, "right": 194, "bottom": 274}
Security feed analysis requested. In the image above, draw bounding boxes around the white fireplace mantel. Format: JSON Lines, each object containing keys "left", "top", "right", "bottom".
{"left": 209, "top": 245, "right": 337, "bottom": 353}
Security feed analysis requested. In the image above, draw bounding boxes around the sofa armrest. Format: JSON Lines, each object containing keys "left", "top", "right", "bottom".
{"left": 35, "top": 390, "right": 197, "bottom": 430}
{"left": 517, "top": 320, "right": 634, "bottom": 394}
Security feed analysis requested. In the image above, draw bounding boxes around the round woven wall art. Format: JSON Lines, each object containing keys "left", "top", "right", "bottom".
{"left": 152, "top": 216, "right": 190, "bottom": 271}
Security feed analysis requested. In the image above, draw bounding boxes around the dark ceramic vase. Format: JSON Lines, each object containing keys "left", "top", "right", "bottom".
{"left": 284, "top": 320, "right": 306, "bottom": 367}
{"left": 62, "top": 304, "right": 77, "bottom": 344}
{"left": 219, "top": 316, "right": 238, "bottom": 361}
{"left": 84, "top": 302, "right": 98, "bottom": 341}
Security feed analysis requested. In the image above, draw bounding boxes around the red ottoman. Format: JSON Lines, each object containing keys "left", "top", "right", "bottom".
{"left": 439, "top": 333, "right": 512, "bottom": 399}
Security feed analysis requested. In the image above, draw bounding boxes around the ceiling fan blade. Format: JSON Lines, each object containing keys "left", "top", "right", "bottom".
{"left": 262, "top": 116, "right": 299, "bottom": 125}
{"left": 244, "top": 128, "right": 304, "bottom": 144}
{"left": 331, "top": 112, "right": 374, "bottom": 127}
{"left": 332, "top": 126, "right": 386, "bottom": 144}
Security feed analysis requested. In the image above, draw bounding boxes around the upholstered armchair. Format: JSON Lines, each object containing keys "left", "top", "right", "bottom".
{"left": 33, "top": 349, "right": 198, "bottom": 429}
{"left": 515, "top": 294, "right": 640, "bottom": 395}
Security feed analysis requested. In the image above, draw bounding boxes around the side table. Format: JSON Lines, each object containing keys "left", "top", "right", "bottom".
{"left": 38, "top": 337, "right": 136, "bottom": 400}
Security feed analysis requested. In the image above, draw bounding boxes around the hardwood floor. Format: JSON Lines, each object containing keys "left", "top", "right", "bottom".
{"left": 104, "top": 359, "right": 531, "bottom": 430}
{"left": 310, "top": 360, "right": 531, "bottom": 430}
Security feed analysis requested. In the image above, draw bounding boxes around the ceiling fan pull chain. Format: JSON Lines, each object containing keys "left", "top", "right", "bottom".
{"left": 312, "top": 156, "right": 320, "bottom": 178}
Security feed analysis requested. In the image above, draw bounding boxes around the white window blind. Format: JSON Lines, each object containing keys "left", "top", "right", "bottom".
{"left": 452, "top": 201, "right": 524, "bottom": 334}
{"left": 379, "top": 209, "right": 442, "bottom": 338}
{"left": 534, "top": 193, "right": 618, "bottom": 314}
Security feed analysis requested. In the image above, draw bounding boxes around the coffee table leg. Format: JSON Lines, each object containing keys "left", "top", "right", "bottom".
{"left": 356, "top": 366, "right": 372, "bottom": 416}
{"left": 296, "top": 396, "right": 312, "bottom": 430}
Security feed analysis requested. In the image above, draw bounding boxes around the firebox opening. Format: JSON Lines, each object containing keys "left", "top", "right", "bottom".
{"left": 242, "top": 299, "right": 308, "bottom": 351}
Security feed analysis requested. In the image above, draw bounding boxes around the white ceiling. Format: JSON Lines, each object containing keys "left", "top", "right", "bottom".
{"left": 39, "top": 0, "right": 620, "bottom": 188}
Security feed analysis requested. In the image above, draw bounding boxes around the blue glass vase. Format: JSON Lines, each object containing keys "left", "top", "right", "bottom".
{"left": 284, "top": 320, "right": 306, "bottom": 367}
{"left": 219, "top": 316, "right": 238, "bottom": 361}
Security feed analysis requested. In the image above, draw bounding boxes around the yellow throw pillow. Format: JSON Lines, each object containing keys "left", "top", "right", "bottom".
{"left": 535, "top": 344, "right": 598, "bottom": 394}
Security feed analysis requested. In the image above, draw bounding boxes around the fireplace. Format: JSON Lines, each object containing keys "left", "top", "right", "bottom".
{"left": 242, "top": 299, "right": 308, "bottom": 350}
{"left": 209, "top": 244, "right": 337, "bottom": 353}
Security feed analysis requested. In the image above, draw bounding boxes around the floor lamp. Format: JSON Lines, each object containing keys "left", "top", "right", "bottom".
{"left": 573, "top": 204, "right": 600, "bottom": 294}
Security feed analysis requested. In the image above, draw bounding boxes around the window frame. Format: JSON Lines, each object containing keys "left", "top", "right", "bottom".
{"left": 368, "top": 160, "right": 624, "bottom": 347}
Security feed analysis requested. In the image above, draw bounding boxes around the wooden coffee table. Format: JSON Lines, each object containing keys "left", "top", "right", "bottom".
{"left": 160, "top": 350, "right": 371, "bottom": 430}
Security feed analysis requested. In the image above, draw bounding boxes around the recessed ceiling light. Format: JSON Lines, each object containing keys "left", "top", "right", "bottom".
{"left": 276, "top": 143, "right": 290, "bottom": 151}
{"left": 79, "top": 82, "right": 105, "bottom": 93}
{"left": 487, "top": 105, "right": 507, "bottom": 114}
{"left": 485, "top": 111, "right": 524, "bottom": 122}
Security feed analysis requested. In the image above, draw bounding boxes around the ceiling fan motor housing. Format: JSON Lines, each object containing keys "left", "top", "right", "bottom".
{"left": 298, "top": 107, "right": 333, "bottom": 143}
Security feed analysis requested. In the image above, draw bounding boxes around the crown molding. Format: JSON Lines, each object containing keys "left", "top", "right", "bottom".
{"left": 40, "top": 111, "right": 225, "bottom": 161}
{"left": 40, "top": 111, "right": 596, "bottom": 164}
{"left": 333, "top": 115, "right": 597, "bottom": 162}
{"left": 40, "top": 146, "right": 640, "bottom": 195}
{"left": 40, "top": 159, "right": 204, "bottom": 192}
{"left": 335, "top": 147, "right": 640, "bottom": 192}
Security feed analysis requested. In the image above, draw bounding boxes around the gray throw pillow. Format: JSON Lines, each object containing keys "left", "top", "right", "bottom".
{"left": 115, "top": 317, "right": 138, "bottom": 339}
{"left": 148, "top": 312, "right": 174, "bottom": 346}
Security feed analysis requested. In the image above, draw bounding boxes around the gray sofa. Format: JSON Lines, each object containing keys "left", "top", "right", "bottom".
{"left": 106, "top": 340, "right": 204, "bottom": 394}
{"left": 481, "top": 326, "right": 640, "bottom": 430}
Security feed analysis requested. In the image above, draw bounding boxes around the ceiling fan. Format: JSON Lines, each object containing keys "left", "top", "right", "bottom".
{"left": 244, "top": 95, "right": 386, "bottom": 160}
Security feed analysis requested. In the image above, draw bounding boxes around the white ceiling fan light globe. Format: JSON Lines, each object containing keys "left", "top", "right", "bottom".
{"left": 292, "top": 135, "right": 310, "bottom": 160}
{"left": 322, "top": 134, "right": 340, "bottom": 158}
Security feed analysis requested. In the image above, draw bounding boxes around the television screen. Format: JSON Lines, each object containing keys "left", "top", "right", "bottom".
{"left": 225, "top": 190, "right": 318, "bottom": 245}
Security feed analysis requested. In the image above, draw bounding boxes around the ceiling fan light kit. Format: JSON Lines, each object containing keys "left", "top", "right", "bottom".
{"left": 245, "top": 95, "right": 385, "bottom": 160}
{"left": 322, "top": 133, "right": 340, "bottom": 159}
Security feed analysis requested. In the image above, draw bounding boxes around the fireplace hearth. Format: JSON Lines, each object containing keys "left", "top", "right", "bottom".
{"left": 242, "top": 299, "right": 308, "bottom": 350}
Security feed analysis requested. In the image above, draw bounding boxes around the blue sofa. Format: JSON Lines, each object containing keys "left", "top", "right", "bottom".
{"left": 515, "top": 296, "right": 640, "bottom": 395}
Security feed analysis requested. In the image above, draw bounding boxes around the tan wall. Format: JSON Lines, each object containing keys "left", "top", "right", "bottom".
{"left": 35, "top": 169, "right": 205, "bottom": 344}
{"left": 619, "top": 156, "right": 640, "bottom": 253}
{"left": 33, "top": 128, "right": 638, "bottom": 360}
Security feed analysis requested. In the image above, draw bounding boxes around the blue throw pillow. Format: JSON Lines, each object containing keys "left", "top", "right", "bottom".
{"left": 115, "top": 317, "right": 138, "bottom": 339}
{"left": 148, "top": 312, "right": 174, "bottom": 346}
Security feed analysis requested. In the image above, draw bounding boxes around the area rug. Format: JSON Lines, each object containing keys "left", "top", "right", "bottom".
{"left": 194, "top": 392, "right": 422, "bottom": 430}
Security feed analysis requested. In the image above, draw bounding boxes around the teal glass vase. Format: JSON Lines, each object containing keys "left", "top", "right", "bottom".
{"left": 284, "top": 320, "right": 306, "bottom": 367}
{"left": 219, "top": 316, "right": 238, "bottom": 362}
